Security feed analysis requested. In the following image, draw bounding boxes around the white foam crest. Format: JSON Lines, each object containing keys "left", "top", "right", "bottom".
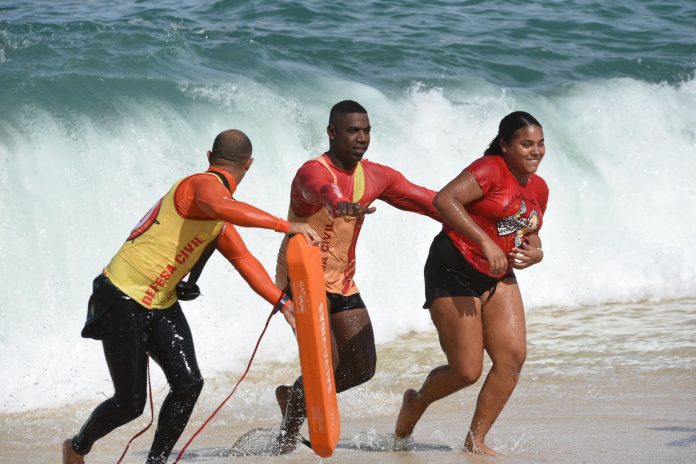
{"left": 2, "top": 75, "right": 695, "bottom": 411}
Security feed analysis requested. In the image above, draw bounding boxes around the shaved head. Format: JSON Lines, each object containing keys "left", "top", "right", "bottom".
{"left": 209, "top": 129, "right": 252, "bottom": 164}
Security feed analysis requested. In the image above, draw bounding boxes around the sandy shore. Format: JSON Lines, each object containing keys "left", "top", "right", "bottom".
{"left": 3, "top": 299, "right": 695, "bottom": 463}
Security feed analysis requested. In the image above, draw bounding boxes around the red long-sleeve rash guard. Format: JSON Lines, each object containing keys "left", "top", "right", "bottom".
{"left": 174, "top": 167, "right": 289, "bottom": 305}
{"left": 277, "top": 154, "right": 441, "bottom": 296}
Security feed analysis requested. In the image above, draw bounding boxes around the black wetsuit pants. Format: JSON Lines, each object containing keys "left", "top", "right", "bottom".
{"left": 72, "top": 282, "right": 203, "bottom": 464}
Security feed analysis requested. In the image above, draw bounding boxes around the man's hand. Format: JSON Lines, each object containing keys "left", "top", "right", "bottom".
{"left": 280, "top": 301, "right": 297, "bottom": 331}
{"left": 288, "top": 222, "right": 320, "bottom": 246}
{"left": 333, "top": 201, "right": 376, "bottom": 218}
{"left": 510, "top": 242, "right": 544, "bottom": 270}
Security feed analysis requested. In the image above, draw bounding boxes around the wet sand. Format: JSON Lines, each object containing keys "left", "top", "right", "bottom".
{"left": 3, "top": 299, "right": 695, "bottom": 463}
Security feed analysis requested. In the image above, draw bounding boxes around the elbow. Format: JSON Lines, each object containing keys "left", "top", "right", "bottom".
{"left": 433, "top": 190, "right": 450, "bottom": 216}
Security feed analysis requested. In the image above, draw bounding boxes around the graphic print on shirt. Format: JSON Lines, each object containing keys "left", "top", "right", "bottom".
{"left": 496, "top": 200, "right": 540, "bottom": 247}
{"left": 127, "top": 199, "right": 163, "bottom": 241}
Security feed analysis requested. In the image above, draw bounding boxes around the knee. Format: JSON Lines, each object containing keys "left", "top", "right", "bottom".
{"left": 335, "top": 356, "right": 376, "bottom": 391}
{"left": 113, "top": 393, "right": 147, "bottom": 421}
{"left": 450, "top": 361, "right": 483, "bottom": 386}
{"left": 356, "top": 351, "right": 377, "bottom": 385}
{"left": 493, "top": 347, "right": 527, "bottom": 376}
{"left": 358, "top": 361, "right": 376, "bottom": 385}
{"left": 171, "top": 373, "right": 204, "bottom": 398}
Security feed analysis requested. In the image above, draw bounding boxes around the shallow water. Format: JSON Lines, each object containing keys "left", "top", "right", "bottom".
{"left": 3, "top": 299, "right": 694, "bottom": 463}
{"left": 3, "top": 0, "right": 696, "bottom": 414}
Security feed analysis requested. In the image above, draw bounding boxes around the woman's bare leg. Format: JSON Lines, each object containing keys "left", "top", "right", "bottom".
{"left": 465, "top": 279, "right": 526, "bottom": 455}
{"left": 395, "top": 295, "right": 484, "bottom": 438}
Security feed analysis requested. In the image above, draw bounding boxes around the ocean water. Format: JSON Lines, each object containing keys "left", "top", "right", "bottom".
{"left": 1, "top": 0, "right": 696, "bottom": 420}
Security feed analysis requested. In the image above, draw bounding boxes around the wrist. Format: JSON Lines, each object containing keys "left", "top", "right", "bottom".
{"left": 275, "top": 219, "right": 290, "bottom": 233}
{"left": 273, "top": 293, "right": 291, "bottom": 314}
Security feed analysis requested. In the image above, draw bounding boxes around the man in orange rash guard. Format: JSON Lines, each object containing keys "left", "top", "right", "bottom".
{"left": 62, "top": 129, "right": 319, "bottom": 464}
{"left": 273, "top": 100, "right": 441, "bottom": 453}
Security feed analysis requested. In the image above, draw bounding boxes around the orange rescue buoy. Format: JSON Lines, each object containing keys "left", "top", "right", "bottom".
{"left": 286, "top": 235, "right": 340, "bottom": 457}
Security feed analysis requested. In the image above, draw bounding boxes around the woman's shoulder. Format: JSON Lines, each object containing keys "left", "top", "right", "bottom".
{"left": 466, "top": 155, "right": 507, "bottom": 179}
{"left": 530, "top": 173, "right": 548, "bottom": 191}
{"left": 529, "top": 173, "right": 549, "bottom": 205}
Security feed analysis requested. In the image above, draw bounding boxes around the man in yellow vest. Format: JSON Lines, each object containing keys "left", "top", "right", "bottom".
{"left": 62, "top": 129, "right": 319, "bottom": 464}
{"left": 273, "top": 101, "right": 441, "bottom": 452}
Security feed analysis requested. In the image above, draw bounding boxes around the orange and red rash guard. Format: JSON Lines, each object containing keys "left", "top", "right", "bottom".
{"left": 104, "top": 166, "right": 288, "bottom": 309}
{"left": 276, "top": 153, "right": 440, "bottom": 296}
{"left": 445, "top": 155, "right": 549, "bottom": 277}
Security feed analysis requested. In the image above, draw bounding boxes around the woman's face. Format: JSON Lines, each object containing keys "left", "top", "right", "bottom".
{"left": 501, "top": 125, "right": 545, "bottom": 179}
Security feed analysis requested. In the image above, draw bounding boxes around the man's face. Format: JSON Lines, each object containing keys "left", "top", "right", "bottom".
{"left": 328, "top": 112, "right": 371, "bottom": 168}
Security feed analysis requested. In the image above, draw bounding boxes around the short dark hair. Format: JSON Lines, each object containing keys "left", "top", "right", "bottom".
{"left": 209, "top": 129, "right": 252, "bottom": 164}
{"left": 485, "top": 111, "right": 542, "bottom": 156}
{"left": 329, "top": 100, "right": 367, "bottom": 125}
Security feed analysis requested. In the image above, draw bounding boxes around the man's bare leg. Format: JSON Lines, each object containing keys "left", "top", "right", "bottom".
{"left": 273, "top": 377, "right": 306, "bottom": 454}
{"left": 274, "top": 307, "right": 376, "bottom": 454}
{"left": 275, "top": 385, "right": 291, "bottom": 417}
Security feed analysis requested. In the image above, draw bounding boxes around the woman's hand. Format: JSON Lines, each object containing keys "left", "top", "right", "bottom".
{"left": 510, "top": 242, "right": 544, "bottom": 269}
{"left": 481, "top": 240, "right": 508, "bottom": 276}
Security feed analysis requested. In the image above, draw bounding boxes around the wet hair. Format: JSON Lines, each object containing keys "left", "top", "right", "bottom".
{"left": 484, "top": 111, "right": 542, "bottom": 156}
{"left": 209, "top": 129, "right": 252, "bottom": 164}
{"left": 329, "top": 100, "right": 367, "bottom": 125}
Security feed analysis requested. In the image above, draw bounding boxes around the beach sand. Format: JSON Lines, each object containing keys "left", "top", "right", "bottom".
{"left": 3, "top": 299, "right": 695, "bottom": 463}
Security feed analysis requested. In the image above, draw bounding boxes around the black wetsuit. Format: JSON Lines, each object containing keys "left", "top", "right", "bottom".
{"left": 71, "top": 274, "right": 203, "bottom": 464}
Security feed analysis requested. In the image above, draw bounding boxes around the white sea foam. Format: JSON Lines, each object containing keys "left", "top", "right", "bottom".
{"left": 1, "top": 75, "right": 695, "bottom": 411}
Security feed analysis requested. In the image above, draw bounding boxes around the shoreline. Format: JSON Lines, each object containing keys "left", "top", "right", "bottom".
{"left": 3, "top": 299, "right": 695, "bottom": 463}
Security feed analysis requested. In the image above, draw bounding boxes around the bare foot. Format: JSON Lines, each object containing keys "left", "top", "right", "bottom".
{"left": 275, "top": 385, "right": 291, "bottom": 417}
{"left": 62, "top": 439, "right": 85, "bottom": 464}
{"left": 464, "top": 430, "right": 498, "bottom": 456}
{"left": 273, "top": 386, "right": 297, "bottom": 455}
{"left": 394, "top": 389, "right": 428, "bottom": 438}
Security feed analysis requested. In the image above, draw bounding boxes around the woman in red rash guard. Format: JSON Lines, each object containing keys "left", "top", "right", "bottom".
{"left": 395, "top": 112, "right": 549, "bottom": 456}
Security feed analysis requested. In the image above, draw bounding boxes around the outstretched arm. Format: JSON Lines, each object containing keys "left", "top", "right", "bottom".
{"left": 434, "top": 169, "right": 508, "bottom": 276}
{"left": 379, "top": 164, "right": 441, "bottom": 221}
{"left": 217, "top": 223, "right": 296, "bottom": 328}
{"left": 293, "top": 161, "right": 376, "bottom": 218}
{"left": 188, "top": 175, "right": 291, "bottom": 231}
{"left": 294, "top": 161, "right": 342, "bottom": 213}
{"left": 181, "top": 173, "right": 319, "bottom": 244}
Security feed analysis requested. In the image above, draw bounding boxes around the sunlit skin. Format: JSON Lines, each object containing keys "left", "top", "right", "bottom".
{"left": 500, "top": 125, "right": 545, "bottom": 185}
{"left": 274, "top": 106, "right": 442, "bottom": 455}
{"left": 394, "top": 124, "right": 546, "bottom": 456}
{"left": 501, "top": 125, "right": 545, "bottom": 269}
{"left": 326, "top": 112, "right": 377, "bottom": 217}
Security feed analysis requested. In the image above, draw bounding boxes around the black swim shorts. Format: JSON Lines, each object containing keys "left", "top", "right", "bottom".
{"left": 285, "top": 286, "right": 366, "bottom": 315}
{"left": 326, "top": 291, "right": 366, "bottom": 314}
{"left": 423, "top": 231, "right": 515, "bottom": 309}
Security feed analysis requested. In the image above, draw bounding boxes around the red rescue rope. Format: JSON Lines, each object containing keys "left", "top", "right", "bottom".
{"left": 114, "top": 307, "right": 278, "bottom": 463}
{"left": 173, "top": 308, "right": 277, "bottom": 463}
{"left": 116, "top": 359, "right": 154, "bottom": 464}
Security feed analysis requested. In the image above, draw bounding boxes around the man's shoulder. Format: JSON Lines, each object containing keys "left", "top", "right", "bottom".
{"left": 295, "top": 156, "right": 328, "bottom": 177}
{"left": 360, "top": 158, "right": 397, "bottom": 176}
